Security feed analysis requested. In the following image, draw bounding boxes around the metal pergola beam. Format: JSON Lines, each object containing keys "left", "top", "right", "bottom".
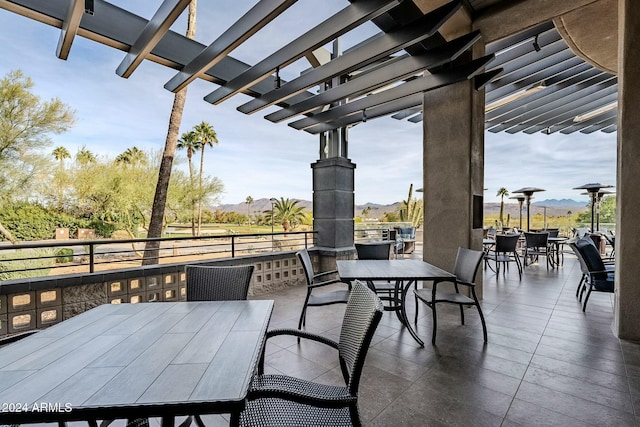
{"left": 486, "top": 68, "right": 607, "bottom": 121}
{"left": 56, "top": 0, "right": 84, "bottom": 59}
{"left": 557, "top": 109, "right": 618, "bottom": 134}
{"left": 486, "top": 76, "right": 617, "bottom": 130}
{"left": 116, "top": 0, "right": 192, "bottom": 78}
{"left": 488, "top": 29, "right": 561, "bottom": 67}
{"left": 164, "top": 0, "right": 298, "bottom": 92}
{"left": 265, "top": 31, "right": 481, "bottom": 123}
{"left": 515, "top": 91, "right": 619, "bottom": 134}
{"left": 492, "top": 86, "right": 617, "bottom": 133}
{"left": 303, "top": 92, "right": 424, "bottom": 134}
{"left": 578, "top": 116, "right": 618, "bottom": 134}
{"left": 203, "top": 0, "right": 403, "bottom": 105}
{"left": 237, "top": 0, "right": 463, "bottom": 114}
{"left": 391, "top": 106, "right": 421, "bottom": 120}
{"left": 485, "top": 58, "right": 593, "bottom": 103}
{"left": 291, "top": 55, "right": 493, "bottom": 131}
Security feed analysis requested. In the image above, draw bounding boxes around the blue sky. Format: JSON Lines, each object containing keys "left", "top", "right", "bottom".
{"left": 0, "top": 1, "right": 617, "bottom": 206}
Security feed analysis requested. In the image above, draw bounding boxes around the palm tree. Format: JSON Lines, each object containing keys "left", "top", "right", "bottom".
{"left": 497, "top": 187, "right": 509, "bottom": 228}
{"left": 270, "top": 198, "right": 307, "bottom": 232}
{"left": 115, "top": 146, "right": 146, "bottom": 166}
{"left": 75, "top": 146, "right": 96, "bottom": 165}
{"left": 177, "top": 131, "right": 199, "bottom": 236}
{"left": 52, "top": 146, "right": 70, "bottom": 208}
{"left": 143, "top": 0, "right": 197, "bottom": 265}
{"left": 193, "top": 121, "right": 218, "bottom": 236}
{"left": 245, "top": 196, "right": 254, "bottom": 228}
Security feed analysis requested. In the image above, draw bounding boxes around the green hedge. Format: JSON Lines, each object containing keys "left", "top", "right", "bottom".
{"left": 0, "top": 202, "right": 122, "bottom": 241}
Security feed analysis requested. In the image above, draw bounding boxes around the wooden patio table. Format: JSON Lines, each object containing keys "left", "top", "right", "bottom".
{"left": 0, "top": 300, "right": 273, "bottom": 427}
{"left": 337, "top": 259, "right": 455, "bottom": 347}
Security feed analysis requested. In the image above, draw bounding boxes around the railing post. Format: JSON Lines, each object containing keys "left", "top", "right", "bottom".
{"left": 89, "top": 244, "right": 95, "bottom": 273}
{"left": 304, "top": 232, "right": 308, "bottom": 249}
{"left": 231, "top": 236, "right": 235, "bottom": 258}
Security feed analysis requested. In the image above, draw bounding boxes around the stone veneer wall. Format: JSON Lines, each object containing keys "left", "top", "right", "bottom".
{"left": 0, "top": 251, "right": 318, "bottom": 337}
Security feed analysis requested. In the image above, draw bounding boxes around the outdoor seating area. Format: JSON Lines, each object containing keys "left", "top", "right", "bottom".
{"left": 2, "top": 240, "right": 638, "bottom": 426}
{"left": 248, "top": 250, "right": 637, "bottom": 426}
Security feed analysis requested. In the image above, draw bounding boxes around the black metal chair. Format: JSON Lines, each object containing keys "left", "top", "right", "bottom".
{"left": 414, "top": 247, "right": 487, "bottom": 344}
{"left": 574, "top": 237, "right": 615, "bottom": 312}
{"left": 484, "top": 233, "right": 522, "bottom": 279}
{"left": 239, "top": 281, "right": 383, "bottom": 427}
{"left": 523, "top": 232, "right": 551, "bottom": 269}
{"left": 297, "top": 249, "right": 351, "bottom": 331}
{"left": 355, "top": 241, "right": 396, "bottom": 306}
{"left": 185, "top": 264, "right": 254, "bottom": 301}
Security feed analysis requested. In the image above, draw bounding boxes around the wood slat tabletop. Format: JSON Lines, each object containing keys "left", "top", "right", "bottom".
{"left": 0, "top": 300, "right": 273, "bottom": 424}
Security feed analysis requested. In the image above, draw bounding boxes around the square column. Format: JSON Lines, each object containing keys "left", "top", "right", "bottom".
{"left": 311, "top": 157, "right": 356, "bottom": 252}
{"left": 422, "top": 77, "right": 485, "bottom": 293}
{"left": 614, "top": 0, "right": 640, "bottom": 339}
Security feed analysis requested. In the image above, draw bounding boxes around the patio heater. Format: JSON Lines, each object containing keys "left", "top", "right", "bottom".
{"left": 580, "top": 188, "right": 615, "bottom": 231}
{"left": 512, "top": 187, "right": 545, "bottom": 231}
{"left": 509, "top": 195, "right": 526, "bottom": 230}
{"left": 573, "top": 183, "right": 613, "bottom": 232}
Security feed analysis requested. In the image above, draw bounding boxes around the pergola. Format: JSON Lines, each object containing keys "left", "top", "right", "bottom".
{"left": 1, "top": 0, "right": 638, "bottom": 340}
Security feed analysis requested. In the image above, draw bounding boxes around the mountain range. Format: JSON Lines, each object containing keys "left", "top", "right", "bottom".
{"left": 213, "top": 198, "right": 588, "bottom": 218}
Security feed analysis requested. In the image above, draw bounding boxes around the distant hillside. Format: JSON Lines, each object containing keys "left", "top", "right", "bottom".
{"left": 212, "top": 198, "right": 399, "bottom": 219}
{"left": 533, "top": 199, "right": 588, "bottom": 207}
{"left": 213, "top": 198, "right": 587, "bottom": 218}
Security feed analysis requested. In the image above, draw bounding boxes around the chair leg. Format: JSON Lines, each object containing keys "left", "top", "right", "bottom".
{"left": 472, "top": 288, "right": 488, "bottom": 343}
{"left": 414, "top": 293, "right": 419, "bottom": 324}
{"left": 349, "top": 402, "right": 363, "bottom": 427}
{"left": 583, "top": 287, "right": 593, "bottom": 312}
{"left": 459, "top": 304, "right": 465, "bottom": 325}
{"left": 576, "top": 275, "right": 586, "bottom": 298}
{"left": 515, "top": 254, "right": 523, "bottom": 279}
{"left": 298, "top": 291, "right": 311, "bottom": 330}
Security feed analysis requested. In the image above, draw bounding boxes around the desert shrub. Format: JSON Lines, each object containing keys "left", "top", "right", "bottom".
{"left": 55, "top": 248, "right": 74, "bottom": 263}
{"left": 0, "top": 249, "right": 55, "bottom": 280}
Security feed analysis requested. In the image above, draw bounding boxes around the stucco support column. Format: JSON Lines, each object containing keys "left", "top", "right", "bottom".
{"left": 614, "top": 0, "right": 640, "bottom": 340}
{"left": 311, "top": 157, "right": 356, "bottom": 269}
{"left": 422, "top": 73, "right": 485, "bottom": 294}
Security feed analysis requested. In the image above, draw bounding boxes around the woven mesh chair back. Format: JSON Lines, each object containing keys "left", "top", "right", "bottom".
{"left": 338, "top": 281, "right": 383, "bottom": 393}
{"left": 186, "top": 265, "right": 254, "bottom": 301}
{"left": 355, "top": 242, "right": 393, "bottom": 260}
{"left": 495, "top": 234, "right": 520, "bottom": 253}
{"left": 524, "top": 232, "right": 548, "bottom": 248}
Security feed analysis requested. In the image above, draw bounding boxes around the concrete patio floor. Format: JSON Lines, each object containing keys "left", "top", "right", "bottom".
{"left": 248, "top": 250, "right": 639, "bottom": 426}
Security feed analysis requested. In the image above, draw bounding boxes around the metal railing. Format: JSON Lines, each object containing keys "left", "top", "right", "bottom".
{"left": 0, "top": 231, "right": 316, "bottom": 279}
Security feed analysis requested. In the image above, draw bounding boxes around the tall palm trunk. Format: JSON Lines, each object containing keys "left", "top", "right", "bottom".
{"left": 143, "top": 1, "right": 197, "bottom": 265}
{"left": 187, "top": 150, "right": 196, "bottom": 237}
{"left": 197, "top": 144, "right": 205, "bottom": 236}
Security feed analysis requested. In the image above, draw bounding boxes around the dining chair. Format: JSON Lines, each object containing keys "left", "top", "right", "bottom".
{"left": 239, "top": 281, "right": 383, "bottom": 427}
{"left": 297, "top": 249, "right": 351, "bottom": 331}
{"left": 484, "top": 233, "right": 522, "bottom": 279}
{"left": 523, "top": 232, "right": 551, "bottom": 269}
{"left": 355, "top": 241, "right": 397, "bottom": 306}
{"left": 413, "top": 247, "right": 487, "bottom": 344}
{"left": 185, "top": 264, "right": 254, "bottom": 301}
{"left": 574, "top": 237, "right": 615, "bottom": 311}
